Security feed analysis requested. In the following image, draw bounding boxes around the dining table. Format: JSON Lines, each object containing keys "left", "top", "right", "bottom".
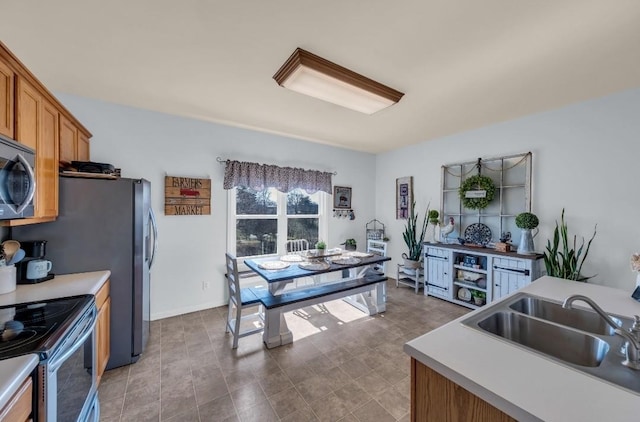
{"left": 244, "top": 249, "right": 391, "bottom": 348}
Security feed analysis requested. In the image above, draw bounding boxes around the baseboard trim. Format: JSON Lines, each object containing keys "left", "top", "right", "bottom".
{"left": 151, "top": 300, "right": 226, "bottom": 321}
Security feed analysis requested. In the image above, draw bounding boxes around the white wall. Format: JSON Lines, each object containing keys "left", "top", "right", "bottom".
{"left": 56, "top": 94, "right": 377, "bottom": 320}
{"left": 377, "top": 88, "right": 640, "bottom": 291}
{"left": 56, "top": 87, "right": 640, "bottom": 319}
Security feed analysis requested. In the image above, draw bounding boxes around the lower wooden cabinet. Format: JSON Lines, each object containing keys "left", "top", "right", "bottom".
{"left": 0, "top": 376, "right": 33, "bottom": 422}
{"left": 95, "top": 280, "right": 111, "bottom": 386}
{"left": 411, "top": 358, "right": 516, "bottom": 422}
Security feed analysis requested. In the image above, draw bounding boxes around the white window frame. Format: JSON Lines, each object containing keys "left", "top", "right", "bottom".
{"left": 227, "top": 187, "right": 329, "bottom": 259}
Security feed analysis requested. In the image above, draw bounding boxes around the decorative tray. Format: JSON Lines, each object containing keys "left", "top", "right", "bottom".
{"left": 344, "top": 251, "right": 373, "bottom": 258}
{"left": 298, "top": 261, "right": 331, "bottom": 271}
{"left": 464, "top": 223, "right": 492, "bottom": 246}
{"left": 280, "top": 254, "right": 303, "bottom": 262}
{"left": 258, "top": 261, "right": 290, "bottom": 270}
{"left": 330, "top": 256, "right": 361, "bottom": 265}
{"left": 457, "top": 287, "right": 472, "bottom": 301}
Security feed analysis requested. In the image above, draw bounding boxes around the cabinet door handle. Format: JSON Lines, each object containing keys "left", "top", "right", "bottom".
{"left": 426, "top": 254, "right": 448, "bottom": 260}
{"left": 493, "top": 265, "right": 530, "bottom": 276}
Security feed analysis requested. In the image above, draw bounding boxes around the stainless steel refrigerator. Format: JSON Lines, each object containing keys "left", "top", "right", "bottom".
{"left": 14, "top": 176, "right": 158, "bottom": 369}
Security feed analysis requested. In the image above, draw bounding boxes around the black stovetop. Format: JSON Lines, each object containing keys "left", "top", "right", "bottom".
{"left": 0, "top": 295, "right": 94, "bottom": 360}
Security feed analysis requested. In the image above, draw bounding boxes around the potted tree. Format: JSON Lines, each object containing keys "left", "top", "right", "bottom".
{"left": 425, "top": 210, "right": 440, "bottom": 243}
{"left": 543, "top": 209, "right": 597, "bottom": 281}
{"left": 515, "top": 212, "right": 539, "bottom": 254}
{"left": 402, "top": 202, "right": 428, "bottom": 269}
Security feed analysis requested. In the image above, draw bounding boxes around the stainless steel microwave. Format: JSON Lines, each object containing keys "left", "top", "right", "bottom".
{"left": 0, "top": 134, "right": 35, "bottom": 219}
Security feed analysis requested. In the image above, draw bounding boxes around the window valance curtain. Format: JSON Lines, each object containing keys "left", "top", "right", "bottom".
{"left": 223, "top": 160, "right": 333, "bottom": 194}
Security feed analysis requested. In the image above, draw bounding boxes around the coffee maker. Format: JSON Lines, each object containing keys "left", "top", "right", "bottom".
{"left": 17, "top": 240, "right": 54, "bottom": 284}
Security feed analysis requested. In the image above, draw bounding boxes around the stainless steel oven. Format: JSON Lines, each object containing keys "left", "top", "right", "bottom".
{"left": 0, "top": 134, "right": 35, "bottom": 219}
{"left": 38, "top": 299, "right": 98, "bottom": 422}
{"left": 0, "top": 295, "right": 98, "bottom": 421}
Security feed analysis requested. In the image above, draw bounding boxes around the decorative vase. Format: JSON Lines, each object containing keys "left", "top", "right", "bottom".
{"left": 425, "top": 222, "right": 439, "bottom": 244}
{"left": 473, "top": 296, "right": 485, "bottom": 306}
{"left": 517, "top": 228, "right": 538, "bottom": 255}
{"left": 403, "top": 256, "right": 420, "bottom": 269}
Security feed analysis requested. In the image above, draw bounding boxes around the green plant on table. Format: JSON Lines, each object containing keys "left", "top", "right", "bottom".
{"left": 516, "top": 212, "right": 539, "bottom": 229}
{"left": 402, "top": 201, "right": 429, "bottom": 262}
{"left": 345, "top": 239, "right": 356, "bottom": 246}
{"left": 543, "top": 209, "right": 597, "bottom": 282}
{"left": 428, "top": 209, "right": 440, "bottom": 225}
{"left": 315, "top": 240, "right": 326, "bottom": 250}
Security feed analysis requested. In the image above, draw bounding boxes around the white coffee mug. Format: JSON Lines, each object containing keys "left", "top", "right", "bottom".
{"left": 26, "top": 259, "right": 52, "bottom": 280}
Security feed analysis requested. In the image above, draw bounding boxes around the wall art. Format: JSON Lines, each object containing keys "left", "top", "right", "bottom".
{"left": 396, "top": 176, "right": 413, "bottom": 219}
{"left": 165, "top": 176, "right": 211, "bottom": 215}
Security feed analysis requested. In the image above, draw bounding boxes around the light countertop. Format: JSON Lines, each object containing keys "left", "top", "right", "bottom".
{"left": 0, "top": 354, "right": 39, "bottom": 411}
{"left": 0, "top": 270, "right": 110, "bottom": 413}
{"left": 0, "top": 270, "right": 110, "bottom": 306}
{"left": 404, "top": 276, "right": 640, "bottom": 422}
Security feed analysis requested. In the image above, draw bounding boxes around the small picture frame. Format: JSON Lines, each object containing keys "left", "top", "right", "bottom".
{"left": 333, "top": 186, "right": 352, "bottom": 209}
{"left": 396, "top": 176, "right": 413, "bottom": 219}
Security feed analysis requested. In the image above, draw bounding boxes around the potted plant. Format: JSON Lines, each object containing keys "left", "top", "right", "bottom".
{"left": 342, "top": 238, "right": 357, "bottom": 251}
{"left": 543, "top": 209, "right": 597, "bottom": 281}
{"left": 402, "top": 201, "right": 428, "bottom": 269}
{"left": 426, "top": 210, "right": 440, "bottom": 243}
{"left": 515, "top": 212, "right": 539, "bottom": 254}
{"left": 315, "top": 240, "right": 326, "bottom": 255}
{"left": 471, "top": 290, "right": 486, "bottom": 306}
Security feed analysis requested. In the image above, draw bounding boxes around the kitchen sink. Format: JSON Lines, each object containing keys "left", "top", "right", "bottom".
{"left": 477, "top": 311, "right": 609, "bottom": 367}
{"left": 508, "top": 296, "right": 622, "bottom": 335}
{"left": 462, "top": 292, "right": 640, "bottom": 395}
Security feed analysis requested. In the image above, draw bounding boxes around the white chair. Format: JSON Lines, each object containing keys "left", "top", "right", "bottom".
{"left": 225, "top": 253, "right": 264, "bottom": 349}
{"left": 285, "top": 239, "right": 309, "bottom": 254}
{"left": 285, "top": 239, "right": 319, "bottom": 287}
{"left": 367, "top": 239, "right": 388, "bottom": 273}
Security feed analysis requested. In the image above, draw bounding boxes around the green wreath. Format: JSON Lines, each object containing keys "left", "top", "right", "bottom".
{"left": 459, "top": 175, "right": 495, "bottom": 209}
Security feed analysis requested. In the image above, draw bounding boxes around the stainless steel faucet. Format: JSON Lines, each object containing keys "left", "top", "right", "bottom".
{"left": 563, "top": 294, "right": 640, "bottom": 370}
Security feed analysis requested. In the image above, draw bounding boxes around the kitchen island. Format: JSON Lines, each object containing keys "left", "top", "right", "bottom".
{"left": 404, "top": 276, "right": 640, "bottom": 422}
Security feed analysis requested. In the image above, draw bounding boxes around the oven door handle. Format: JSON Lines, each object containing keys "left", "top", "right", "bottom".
{"left": 48, "top": 308, "right": 97, "bottom": 372}
{"left": 15, "top": 153, "right": 36, "bottom": 214}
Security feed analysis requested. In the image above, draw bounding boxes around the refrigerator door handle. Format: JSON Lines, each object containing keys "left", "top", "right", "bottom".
{"left": 149, "top": 207, "right": 158, "bottom": 270}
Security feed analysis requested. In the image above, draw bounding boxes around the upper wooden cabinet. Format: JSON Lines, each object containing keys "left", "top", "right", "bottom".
{"left": 15, "top": 77, "right": 60, "bottom": 221}
{"left": 0, "top": 60, "right": 14, "bottom": 139}
{"left": 60, "top": 115, "right": 90, "bottom": 164}
{"left": 0, "top": 40, "right": 92, "bottom": 225}
{"left": 59, "top": 114, "right": 78, "bottom": 164}
{"left": 78, "top": 131, "right": 90, "bottom": 161}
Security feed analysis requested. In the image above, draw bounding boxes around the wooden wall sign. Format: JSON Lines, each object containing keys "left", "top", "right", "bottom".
{"left": 164, "top": 176, "right": 211, "bottom": 215}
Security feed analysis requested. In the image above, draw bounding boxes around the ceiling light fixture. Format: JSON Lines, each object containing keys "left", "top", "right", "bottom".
{"left": 273, "top": 48, "right": 404, "bottom": 115}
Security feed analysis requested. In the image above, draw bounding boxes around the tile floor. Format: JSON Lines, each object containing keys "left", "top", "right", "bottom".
{"left": 98, "top": 280, "right": 469, "bottom": 421}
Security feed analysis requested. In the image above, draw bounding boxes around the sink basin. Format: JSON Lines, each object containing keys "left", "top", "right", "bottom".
{"left": 477, "top": 311, "right": 609, "bottom": 367}
{"left": 509, "top": 296, "right": 622, "bottom": 335}
{"left": 462, "top": 292, "right": 640, "bottom": 395}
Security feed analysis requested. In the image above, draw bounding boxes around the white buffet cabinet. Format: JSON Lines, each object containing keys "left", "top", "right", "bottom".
{"left": 423, "top": 243, "right": 543, "bottom": 309}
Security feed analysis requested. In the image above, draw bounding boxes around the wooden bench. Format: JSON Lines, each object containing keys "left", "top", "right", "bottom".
{"left": 249, "top": 269, "right": 387, "bottom": 313}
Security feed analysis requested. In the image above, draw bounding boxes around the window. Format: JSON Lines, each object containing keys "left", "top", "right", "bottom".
{"left": 229, "top": 187, "right": 327, "bottom": 258}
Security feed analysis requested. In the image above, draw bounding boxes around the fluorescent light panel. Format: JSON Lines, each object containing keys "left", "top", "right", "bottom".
{"left": 273, "top": 48, "right": 404, "bottom": 115}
